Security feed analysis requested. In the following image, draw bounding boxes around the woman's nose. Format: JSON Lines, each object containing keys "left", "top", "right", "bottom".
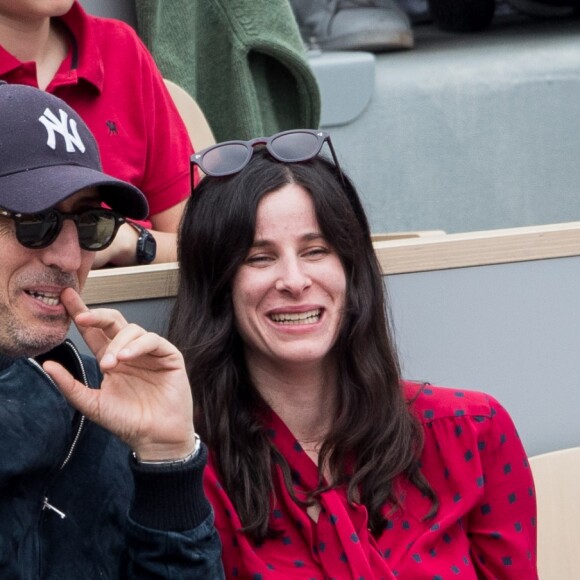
{"left": 274, "top": 257, "right": 312, "bottom": 294}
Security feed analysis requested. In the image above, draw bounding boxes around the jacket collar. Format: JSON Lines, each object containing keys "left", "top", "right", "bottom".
{"left": 0, "top": 340, "right": 80, "bottom": 375}
{"left": 0, "top": 352, "right": 17, "bottom": 372}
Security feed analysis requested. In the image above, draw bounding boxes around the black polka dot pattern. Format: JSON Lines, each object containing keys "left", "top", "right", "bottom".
{"left": 204, "top": 382, "right": 538, "bottom": 578}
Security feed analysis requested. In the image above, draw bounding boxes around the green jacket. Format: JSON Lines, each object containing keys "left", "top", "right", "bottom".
{"left": 134, "top": 0, "right": 321, "bottom": 142}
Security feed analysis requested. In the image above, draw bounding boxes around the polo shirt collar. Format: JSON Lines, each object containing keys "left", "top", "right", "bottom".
{"left": 0, "top": 1, "right": 104, "bottom": 92}
{"left": 0, "top": 44, "right": 25, "bottom": 78}
{"left": 59, "top": 1, "right": 105, "bottom": 93}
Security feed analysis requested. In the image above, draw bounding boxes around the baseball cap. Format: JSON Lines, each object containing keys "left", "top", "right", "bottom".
{"left": 0, "top": 82, "right": 148, "bottom": 219}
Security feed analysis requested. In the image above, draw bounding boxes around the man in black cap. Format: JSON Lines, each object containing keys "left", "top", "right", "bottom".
{"left": 0, "top": 83, "right": 223, "bottom": 578}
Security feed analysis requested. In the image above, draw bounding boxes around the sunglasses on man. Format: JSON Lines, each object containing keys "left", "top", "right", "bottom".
{"left": 0, "top": 207, "right": 126, "bottom": 251}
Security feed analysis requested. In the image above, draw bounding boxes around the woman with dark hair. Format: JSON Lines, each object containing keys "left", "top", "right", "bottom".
{"left": 170, "top": 130, "right": 537, "bottom": 579}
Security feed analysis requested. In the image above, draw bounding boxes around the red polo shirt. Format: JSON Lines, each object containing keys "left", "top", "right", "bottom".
{"left": 0, "top": 1, "right": 194, "bottom": 223}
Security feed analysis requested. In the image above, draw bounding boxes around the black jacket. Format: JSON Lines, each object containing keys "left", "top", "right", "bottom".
{"left": 0, "top": 340, "right": 223, "bottom": 579}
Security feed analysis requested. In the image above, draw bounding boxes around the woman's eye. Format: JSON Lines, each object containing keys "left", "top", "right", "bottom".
{"left": 245, "top": 254, "right": 272, "bottom": 265}
{"left": 304, "top": 247, "right": 329, "bottom": 258}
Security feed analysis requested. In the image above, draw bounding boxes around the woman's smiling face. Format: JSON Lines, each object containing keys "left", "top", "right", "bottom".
{"left": 232, "top": 183, "right": 347, "bottom": 373}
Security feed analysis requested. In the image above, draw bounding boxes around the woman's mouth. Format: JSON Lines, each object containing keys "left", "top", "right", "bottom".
{"left": 269, "top": 309, "right": 321, "bottom": 325}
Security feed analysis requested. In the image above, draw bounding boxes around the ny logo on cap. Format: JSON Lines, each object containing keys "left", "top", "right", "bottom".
{"left": 38, "top": 107, "right": 86, "bottom": 153}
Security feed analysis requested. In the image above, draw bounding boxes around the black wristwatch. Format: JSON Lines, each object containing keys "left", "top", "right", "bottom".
{"left": 127, "top": 222, "right": 157, "bottom": 265}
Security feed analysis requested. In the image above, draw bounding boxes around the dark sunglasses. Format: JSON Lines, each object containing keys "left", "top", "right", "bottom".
{"left": 190, "top": 129, "right": 345, "bottom": 183}
{"left": 0, "top": 207, "right": 126, "bottom": 251}
{"left": 191, "top": 129, "right": 371, "bottom": 234}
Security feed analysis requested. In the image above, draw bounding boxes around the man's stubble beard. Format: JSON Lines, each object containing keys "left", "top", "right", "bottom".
{"left": 0, "top": 302, "right": 71, "bottom": 358}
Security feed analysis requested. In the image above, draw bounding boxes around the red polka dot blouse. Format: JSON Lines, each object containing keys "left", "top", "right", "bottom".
{"left": 204, "top": 382, "right": 537, "bottom": 579}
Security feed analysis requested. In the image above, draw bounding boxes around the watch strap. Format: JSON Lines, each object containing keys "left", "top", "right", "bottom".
{"left": 127, "top": 221, "right": 156, "bottom": 265}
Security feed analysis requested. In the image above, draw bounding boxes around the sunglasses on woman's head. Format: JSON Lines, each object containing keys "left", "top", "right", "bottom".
{"left": 190, "top": 129, "right": 345, "bottom": 183}
{"left": 0, "top": 207, "right": 126, "bottom": 251}
{"left": 191, "top": 129, "right": 371, "bottom": 235}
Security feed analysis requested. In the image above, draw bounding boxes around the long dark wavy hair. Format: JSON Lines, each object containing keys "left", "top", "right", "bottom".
{"left": 169, "top": 149, "right": 437, "bottom": 542}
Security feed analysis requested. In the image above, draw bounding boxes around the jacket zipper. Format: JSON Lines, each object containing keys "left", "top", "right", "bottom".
{"left": 29, "top": 343, "right": 90, "bottom": 519}
{"left": 42, "top": 498, "right": 66, "bottom": 519}
{"left": 29, "top": 342, "right": 89, "bottom": 469}
{"left": 56, "top": 342, "right": 88, "bottom": 469}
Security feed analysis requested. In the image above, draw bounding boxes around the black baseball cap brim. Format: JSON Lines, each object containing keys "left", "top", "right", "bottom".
{"left": 0, "top": 163, "right": 148, "bottom": 219}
